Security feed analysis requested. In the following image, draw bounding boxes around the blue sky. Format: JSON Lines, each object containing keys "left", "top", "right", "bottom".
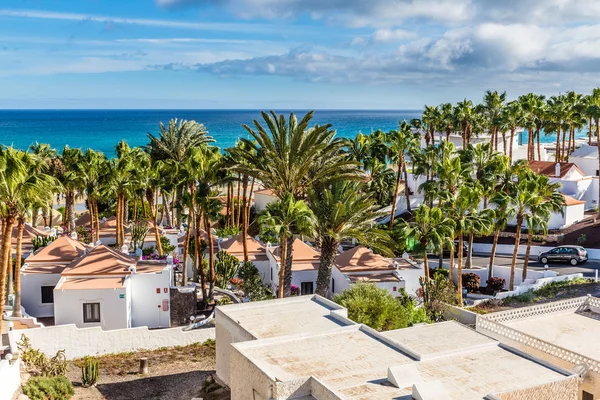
{"left": 1, "top": 0, "right": 600, "bottom": 109}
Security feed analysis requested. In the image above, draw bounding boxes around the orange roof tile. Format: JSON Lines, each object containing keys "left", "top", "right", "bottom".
{"left": 528, "top": 161, "right": 585, "bottom": 178}
{"left": 271, "top": 239, "right": 321, "bottom": 268}
{"left": 562, "top": 194, "right": 586, "bottom": 206}
{"left": 348, "top": 273, "right": 401, "bottom": 283}
{"left": 220, "top": 233, "right": 266, "bottom": 255}
{"left": 58, "top": 277, "right": 125, "bottom": 290}
{"left": 75, "top": 213, "right": 91, "bottom": 226}
{"left": 26, "top": 236, "right": 88, "bottom": 264}
{"left": 334, "top": 246, "right": 396, "bottom": 273}
{"left": 255, "top": 188, "right": 277, "bottom": 196}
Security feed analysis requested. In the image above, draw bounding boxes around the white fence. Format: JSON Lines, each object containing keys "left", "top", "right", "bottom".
{"left": 0, "top": 360, "right": 20, "bottom": 400}
{"left": 471, "top": 242, "right": 600, "bottom": 261}
{"left": 9, "top": 325, "right": 215, "bottom": 360}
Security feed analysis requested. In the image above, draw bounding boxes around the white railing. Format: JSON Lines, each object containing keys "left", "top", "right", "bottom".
{"left": 477, "top": 316, "right": 600, "bottom": 373}
{"left": 484, "top": 296, "right": 589, "bottom": 323}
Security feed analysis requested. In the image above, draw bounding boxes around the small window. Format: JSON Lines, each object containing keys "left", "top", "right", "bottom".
{"left": 596, "top": 170, "right": 599, "bottom": 176}
{"left": 331, "top": 278, "right": 335, "bottom": 294}
{"left": 300, "top": 282, "right": 314, "bottom": 295}
{"left": 583, "top": 391, "right": 594, "bottom": 400}
{"left": 83, "top": 303, "right": 101, "bottom": 323}
{"left": 270, "top": 268, "right": 273, "bottom": 281}
{"left": 41, "top": 286, "right": 54, "bottom": 304}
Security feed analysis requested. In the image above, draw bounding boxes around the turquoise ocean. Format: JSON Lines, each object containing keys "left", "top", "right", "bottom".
{"left": 0, "top": 109, "right": 587, "bottom": 157}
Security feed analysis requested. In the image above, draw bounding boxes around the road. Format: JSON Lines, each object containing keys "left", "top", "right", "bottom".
{"left": 469, "top": 254, "right": 600, "bottom": 279}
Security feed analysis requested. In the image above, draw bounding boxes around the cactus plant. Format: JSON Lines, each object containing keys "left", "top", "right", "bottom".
{"left": 81, "top": 357, "right": 100, "bottom": 387}
{"left": 130, "top": 220, "right": 150, "bottom": 251}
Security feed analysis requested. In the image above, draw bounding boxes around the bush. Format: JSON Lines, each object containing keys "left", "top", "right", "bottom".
{"left": 462, "top": 273, "right": 481, "bottom": 292}
{"left": 216, "top": 296, "right": 233, "bottom": 305}
{"left": 333, "top": 283, "right": 428, "bottom": 331}
{"left": 142, "top": 246, "right": 155, "bottom": 256}
{"left": 577, "top": 234, "right": 587, "bottom": 245}
{"left": 18, "top": 335, "right": 67, "bottom": 377}
{"left": 22, "top": 376, "right": 74, "bottom": 400}
{"left": 418, "top": 273, "right": 457, "bottom": 322}
{"left": 130, "top": 220, "right": 150, "bottom": 251}
{"left": 215, "top": 226, "right": 241, "bottom": 238}
{"left": 32, "top": 235, "right": 57, "bottom": 252}
{"left": 160, "top": 235, "right": 175, "bottom": 254}
{"left": 290, "top": 284, "right": 301, "bottom": 296}
{"left": 237, "top": 261, "right": 274, "bottom": 301}
{"left": 81, "top": 357, "right": 100, "bottom": 387}
{"left": 214, "top": 250, "right": 240, "bottom": 289}
{"left": 486, "top": 277, "right": 506, "bottom": 292}
{"left": 430, "top": 268, "right": 449, "bottom": 279}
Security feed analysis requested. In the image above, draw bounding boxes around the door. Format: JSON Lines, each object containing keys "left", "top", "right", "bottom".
{"left": 300, "top": 282, "right": 314, "bottom": 295}
{"left": 547, "top": 248, "right": 560, "bottom": 262}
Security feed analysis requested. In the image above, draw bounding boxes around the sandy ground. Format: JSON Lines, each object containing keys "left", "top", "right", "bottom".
{"left": 14, "top": 343, "right": 230, "bottom": 400}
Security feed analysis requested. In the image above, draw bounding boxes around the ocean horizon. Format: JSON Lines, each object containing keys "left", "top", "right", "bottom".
{"left": 0, "top": 109, "right": 587, "bottom": 158}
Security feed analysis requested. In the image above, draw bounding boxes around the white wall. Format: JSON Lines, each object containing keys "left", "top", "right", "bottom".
{"left": 396, "top": 267, "right": 425, "bottom": 297}
{"left": 254, "top": 193, "right": 277, "bottom": 211}
{"left": 331, "top": 265, "right": 351, "bottom": 296}
{"left": 570, "top": 155, "right": 598, "bottom": 177}
{"left": 581, "top": 177, "right": 599, "bottom": 210}
{"left": 130, "top": 269, "right": 172, "bottom": 329}
{"left": 20, "top": 272, "right": 62, "bottom": 318}
{"left": 53, "top": 279, "right": 130, "bottom": 330}
{"left": 9, "top": 325, "right": 215, "bottom": 360}
{"left": 0, "top": 360, "right": 20, "bottom": 400}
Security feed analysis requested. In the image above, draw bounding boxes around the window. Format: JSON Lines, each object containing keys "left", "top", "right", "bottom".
{"left": 596, "top": 170, "right": 599, "bottom": 176}
{"left": 83, "top": 303, "right": 101, "bottom": 323}
{"left": 582, "top": 391, "right": 594, "bottom": 400}
{"left": 300, "top": 282, "right": 314, "bottom": 295}
{"left": 41, "top": 286, "right": 54, "bottom": 304}
{"left": 331, "top": 278, "right": 335, "bottom": 294}
{"left": 270, "top": 268, "right": 273, "bottom": 281}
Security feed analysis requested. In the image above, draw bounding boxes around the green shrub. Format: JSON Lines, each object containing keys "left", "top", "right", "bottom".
{"left": 214, "top": 250, "right": 240, "bottom": 288}
{"left": 81, "top": 357, "right": 100, "bottom": 387}
{"left": 418, "top": 273, "right": 457, "bottom": 322}
{"left": 461, "top": 273, "right": 481, "bottom": 292}
{"left": 216, "top": 296, "right": 232, "bottom": 305}
{"left": 577, "top": 234, "right": 587, "bottom": 245}
{"left": 215, "top": 226, "right": 241, "bottom": 238}
{"left": 22, "top": 376, "right": 74, "bottom": 400}
{"left": 142, "top": 246, "right": 155, "bottom": 256}
{"left": 160, "top": 235, "right": 175, "bottom": 254}
{"left": 333, "top": 283, "right": 429, "bottom": 331}
{"left": 430, "top": 268, "right": 449, "bottom": 279}
{"left": 32, "top": 235, "right": 57, "bottom": 252}
{"left": 130, "top": 220, "right": 150, "bottom": 251}
{"left": 18, "top": 335, "right": 67, "bottom": 377}
{"left": 237, "top": 261, "right": 274, "bottom": 301}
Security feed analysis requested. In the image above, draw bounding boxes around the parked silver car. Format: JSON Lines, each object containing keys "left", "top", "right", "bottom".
{"left": 538, "top": 245, "right": 588, "bottom": 266}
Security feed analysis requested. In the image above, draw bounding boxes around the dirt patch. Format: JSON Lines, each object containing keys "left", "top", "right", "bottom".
{"left": 16, "top": 342, "right": 230, "bottom": 400}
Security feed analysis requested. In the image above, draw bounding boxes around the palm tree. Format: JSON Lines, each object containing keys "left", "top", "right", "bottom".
{"left": 146, "top": 119, "right": 214, "bottom": 227}
{"left": 521, "top": 174, "right": 564, "bottom": 281}
{"left": 81, "top": 149, "right": 106, "bottom": 244}
{"left": 309, "top": 181, "right": 390, "bottom": 296}
{"left": 441, "top": 103, "right": 455, "bottom": 142}
{"left": 454, "top": 99, "right": 475, "bottom": 148}
{"left": 519, "top": 93, "right": 546, "bottom": 161}
{"left": 58, "top": 146, "right": 84, "bottom": 232}
{"left": 500, "top": 101, "right": 523, "bottom": 163}
{"left": 387, "top": 122, "right": 420, "bottom": 224}
{"left": 258, "top": 193, "right": 315, "bottom": 297}
{"left": 422, "top": 105, "right": 442, "bottom": 146}
{"left": 546, "top": 95, "right": 567, "bottom": 162}
{"left": 404, "top": 205, "right": 455, "bottom": 302}
{"left": 482, "top": 90, "right": 507, "bottom": 152}
{"left": 0, "top": 147, "right": 56, "bottom": 318}
{"left": 562, "top": 91, "right": 586, "bottom": 162}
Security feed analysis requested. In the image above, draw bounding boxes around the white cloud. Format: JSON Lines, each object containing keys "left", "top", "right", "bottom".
{"left": 371, "top": 29, "right": 417, "bottom": 43}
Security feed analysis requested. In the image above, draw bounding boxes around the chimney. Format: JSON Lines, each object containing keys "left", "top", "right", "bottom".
{"left": 70, "top": 231, "right": 78, "bottom": 240}
{"left": 555, "top": 163, "right": 561, "bottom": 178}
{"left": 121, "top": 244, "right": 129, "bottom": 254}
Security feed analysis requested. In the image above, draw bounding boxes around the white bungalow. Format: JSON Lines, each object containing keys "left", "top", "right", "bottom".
{"left": 53, "top": 244, "right": 173, "bottom": 330}
{"left": 266, "top": 239, "right": 321, "bottom": 295}
{"left": 21, "top": 235, "right": 88, "bottom": 318}
{"left": 331, "top": 246, "right": 423, "bottom": 297}
{"left": 253, "top": 188, "right": 278, "bottom": 211}
{"left": 218, "top": 234, "right": 270, "bottom": 279}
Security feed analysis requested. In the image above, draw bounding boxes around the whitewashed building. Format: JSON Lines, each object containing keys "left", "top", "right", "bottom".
{"left": 253, "top": 188, "right": 278, "bottom": 211}
{"left": 218, "top": 234, "right": 269, "bottom": 279}
{"left": 266, "top": 239, "right": 321, "bottom": 295}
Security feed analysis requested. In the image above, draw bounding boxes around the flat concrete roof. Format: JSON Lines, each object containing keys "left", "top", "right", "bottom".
{"left": 504, "top": 310, "right": 600, "bottom": 361}
{"left": 217, "top": 295, "right": 352, "bottom": 339}
{"left": 234, "top": 324, "right": 571, "bottom": 400}
{"left": 383, "top": 321, "right": 496, "bottom": 358}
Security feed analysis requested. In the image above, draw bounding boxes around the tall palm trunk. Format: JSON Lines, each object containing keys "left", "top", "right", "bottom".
{"left": 162, "top": 192, "right": 171, "bottom": 227}
{"left": 488, "top": 229, "right": 500, "bottom": 280}
{"left": 596, "top": 117, "right": 600, "bottom": 219}
{"left": 94, "top": 200, "right": 100, "bottom": 244}
{"left": 12, "top": 218, "right": 25, "bottom": 317}
{"left": 536, "top": 129, "right": 541, "bottom": 161}
{"left": 403, "top": 160, "right": 412, "bottom": 213}
{"left": 49, "top": 199, "right": 54, "bottom": 228}
{"left": 195, "top": 216, "right": 206, "bottom": 301}
{"left": 205, "top": 215, "right": 216, "bottom": 301}
{"left": 246, "top": 177, "right": 255, "bottom": 225}
{"left": 589, "top": 118, "right": 593, "bottom": 145}
{"left": 555, "top": 127, "right": 561, "bottom": 162}
{"left": 116, "top": 194, "right": 121, "bottom": 247}
{"left": 148, "top": 191, "right": 163, "bottom": 256}
{"left": 0, "top": 216, "right": 15, "bottom": 318}
{"left": 182, "top": 218, "right": 191, "bottom": 286}
{"left": 501, "top": 131, "right": 507, "bottom": 155}
{"left": 561, "top": 127, "right": 567, "bottom": 162}
{"left": 133, "top": 199, "right": 137, "bottom": 220}
{"left": 278, "top": 237, "right": 287, "bottom": 298}
{"left": 509, "top": 128, "right": 516, "bottom": 163}
{"left": 457, "top": 232, "right": 464, "bottom": 306}
{"left": 465, "top": 231, "right": 474, "bottom": 268}
{"left": 67, "top": 191, "right": 76, "bottom": 233}
{"left": 241, "top": 176, "right": 249, "bottom": 262}
{"left": 389, "top": 158, "right": 403, "bottom": 230}
{"left": 235, "top": 173, "right": 242, "bottom": 227}
{"left": 509, "top": 215, "right": 524, "bottom": 290}
{"left": 449, "top": 243, "right": 455, "bottom": 283}
{"left": 283, "top": 235, "right": 294, "bottom": 297}
{"left": 316, "top": 237, "right": 337, "bottom": 297}
{"left": 422, "top": 252, "right": 430, "bottom": 304}
{"left": 171, "top": 190, "right": 176, "bottom": 228}
{"left": 522, "top": 228, "right": 533, "bottom": 282}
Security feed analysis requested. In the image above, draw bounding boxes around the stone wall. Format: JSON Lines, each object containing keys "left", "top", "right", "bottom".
{"left": 170, "top": 286, "right": 196, "bottom": 326}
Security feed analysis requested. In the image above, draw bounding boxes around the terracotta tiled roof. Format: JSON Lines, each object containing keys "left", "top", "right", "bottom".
{"left": 75, "top": 213, "right": 91, "bottom": 226}
{"left": 562, "top": 194, "right": 586, "bottom": 206}
{"left": 26, "top": 235, "right": 87, "bottom": 263}
{"left": 255, "top": 188, "right": 277, "bottom": 196}
{"left": 100, "top": 216, "right": 117, "bottom": 228}
{"left": 334, "top": 246, "right": 396, "bottom": 273}
{"left": 271, "top": 239, "right": 321, "bottom": 271}
{"left": 219, "top": 233, "right": 266, "bottom": 255}
{"left": 348, "top": 273, "right": 401, "bottom": 283}
{"left": 528, "top": 161, "right": 585, "bottom": 178}
{"left": 62, "top": 244, "right": 166, "bottom": 276}
{"left": 58, "top": 277, "right": 125, "bottom": 290}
